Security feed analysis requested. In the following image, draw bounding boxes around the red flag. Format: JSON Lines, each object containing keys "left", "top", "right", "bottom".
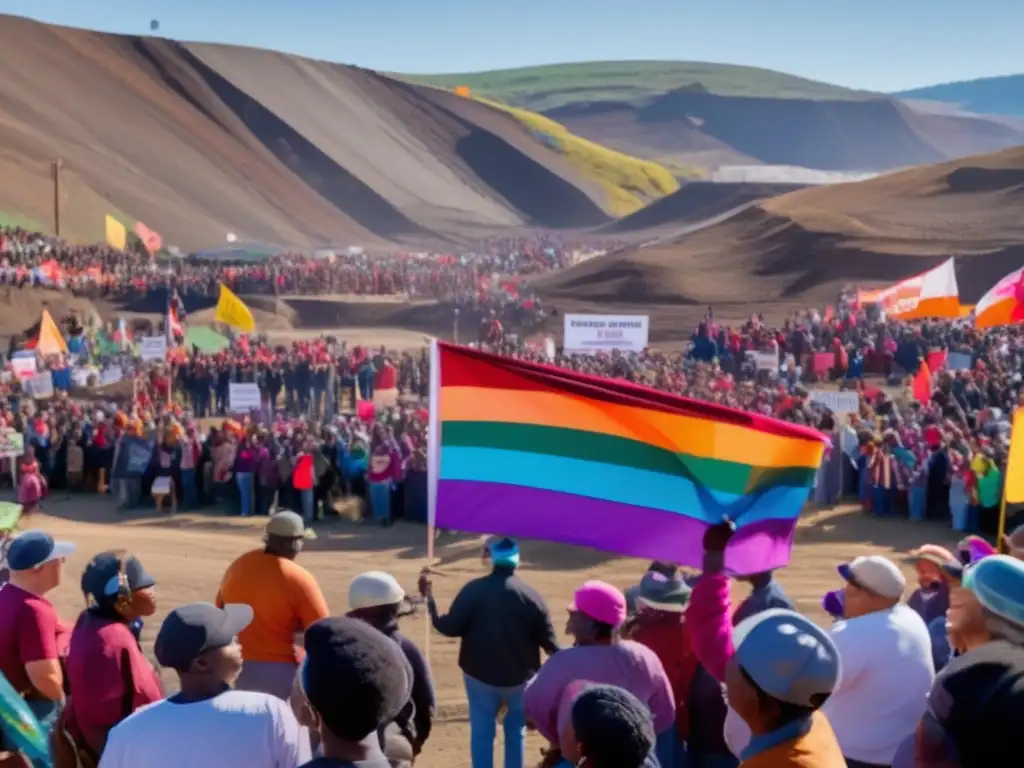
{"left": 913, "top": 362, "right": 933, "bottom": 403}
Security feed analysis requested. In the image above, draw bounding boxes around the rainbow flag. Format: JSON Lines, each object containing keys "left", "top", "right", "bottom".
{"left": 428, "top": 343, "right": 826, "bottom": 573}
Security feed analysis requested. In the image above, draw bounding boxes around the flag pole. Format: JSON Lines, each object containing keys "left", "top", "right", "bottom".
{"left": 997, "top": 489, "right": 1009, "bottom": 555}
{"left": 423, "top": 339, "right": 442, "bottom": 660}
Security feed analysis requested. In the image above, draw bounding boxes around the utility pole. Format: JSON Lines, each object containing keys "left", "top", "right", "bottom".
{"left": 52, "top": 159, "right": 62, "bottom": 237}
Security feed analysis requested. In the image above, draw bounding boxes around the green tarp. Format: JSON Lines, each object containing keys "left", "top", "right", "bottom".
{"left": 186, "top": 326, "right": 230, "bottom": 353}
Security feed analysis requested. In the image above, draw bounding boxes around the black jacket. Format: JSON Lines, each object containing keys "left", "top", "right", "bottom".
{"left": 428, "top": 567, "right": 560, "bottom": 687}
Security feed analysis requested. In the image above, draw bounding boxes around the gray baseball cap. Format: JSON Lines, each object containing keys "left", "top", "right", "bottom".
{"left": 734, "top": 608, "right": 841, "bottom": 707}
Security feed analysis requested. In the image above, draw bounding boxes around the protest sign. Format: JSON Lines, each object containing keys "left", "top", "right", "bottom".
{"left": 140, "top": 336, "right": 168, "bottom": 361}
{"left": 112, "top": 437, "right": 155, "bottom": 479}
{"left": 22, "top": 373, "right": 53, "bottom": 399}
{"left": 810, "top": 390, "right": 860, "bottom": 414}
{"left": 0, "top": 427, "right": 24, "bottom": 458}
{"left": 10, "top": 353, "right": 36, "bottom": 379}
{"left": 100, "top": 366, "right": 124, "bottom": 385}
{"left": 746, "top": 350, "right": 780, "bottom": 373}
{"left": 563, "top": 314, "right": 649, "bottom": 354}
{"left": 229, "top": 382, "right": 261, "bottom": 412}
{"left": 947, "top": 352, "right": 972, "bottom": 371}
{"left": 812, "top": 353, "right": 834, "bottom": 377}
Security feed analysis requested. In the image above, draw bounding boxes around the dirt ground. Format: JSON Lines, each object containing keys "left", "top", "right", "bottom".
{"left": 12, "top": 491, "right": 961, "bottom": 768}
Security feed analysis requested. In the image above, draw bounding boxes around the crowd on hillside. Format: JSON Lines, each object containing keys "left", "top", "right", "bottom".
{"left": 0, "top": 226, "right": 607, "bottom": 302}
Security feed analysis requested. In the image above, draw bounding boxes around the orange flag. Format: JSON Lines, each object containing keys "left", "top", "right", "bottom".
{"left": 913, "top": 361, "right": 932, "bottom": 403}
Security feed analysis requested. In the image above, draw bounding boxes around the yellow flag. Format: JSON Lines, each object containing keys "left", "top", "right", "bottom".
{"left": 105, "top": 215, "right": 126, "bottom": 250}
{"left": 214, "top": 283, "right": 255, "bottom": 333}
{"left": 38, "top": 309, "right": 68, "bottom": 356}
{"left": 1006, "top": 408, "right": 1024, "bottom": 504}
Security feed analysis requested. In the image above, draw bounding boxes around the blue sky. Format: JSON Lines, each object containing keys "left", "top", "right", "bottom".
{"left": 1, "top": 0, "right": 1021, "bottom": 91}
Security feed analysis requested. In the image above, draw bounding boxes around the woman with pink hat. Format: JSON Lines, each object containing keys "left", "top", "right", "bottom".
{"left": 524, "top": 580, "right": 676, "bottom": 768}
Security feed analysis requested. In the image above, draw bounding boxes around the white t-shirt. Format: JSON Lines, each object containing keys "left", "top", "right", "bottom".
{"left": 98, "top": 689, "right": 311, "bottom": 768}
{"left": 823, "top": 603, "right": 935, "bottom": 765}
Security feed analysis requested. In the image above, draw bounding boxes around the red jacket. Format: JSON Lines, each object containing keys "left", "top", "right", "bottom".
{"left": 629, "top": 611, "right": 699, "bottom": 739}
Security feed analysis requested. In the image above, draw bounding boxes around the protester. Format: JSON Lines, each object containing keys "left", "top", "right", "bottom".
{"left": 291, "top": 616, "right": 416, "bottom": 768}
{"left": 215, "top": 512, "right": 329, "bottom": 700}
{"left": 623, "top": 571, "right": 698, "bottom": 766}
{"left": 59, "top": 551, "right": 162, "bottom": 761}
{"left": 523, "top": 580, "right": 676, "bottom": 768}
{"left": 98, "top": 602, "right": 310, "bottom": 767}
{"left": 826, "top": 555, "right": 935, "bottom": 768}
{"left": 945, "top": 554, "right": 1024, "bottom": 655}
{"left": 346, "top": 571, "right": 435, "bottom": 755}
{"left": 0, "top": 530, "right": 75, "bottom": 749}
{"left": 906, "top": 545, "right": 955, "bottom": 626}
{"left": 892, "top": 640, "right": 1024, "bottom": 768}
{"left": 419, "top": 538, "right": 559, "bottom": 768}
{"left": 557, "top": 685, "right": 659, "bottom": 768}
{"left": 726, "top": 610, "right": 845, "bottom": 766}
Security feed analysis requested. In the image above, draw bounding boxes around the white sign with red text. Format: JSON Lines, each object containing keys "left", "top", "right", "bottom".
{"left": 563, "top": 314, "right": 650, "bottom": 354}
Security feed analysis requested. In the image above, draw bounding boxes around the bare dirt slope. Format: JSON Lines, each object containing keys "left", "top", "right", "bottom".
{"left": 534, "top": 147, "right": 1024, "bottom": 337}
{"left": 600, "top": 181, "right": 807, "bottom": 233}
{"left": 547, "top": 90, "right": 1024, "bottom": 172}
{"left": 29, "top": 495, "right": 957, "bottom": 768}
{"left": 0, "top": 16, "right": 608, "bottom": 249}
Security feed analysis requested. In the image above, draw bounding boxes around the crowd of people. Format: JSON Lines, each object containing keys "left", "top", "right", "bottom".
{"left": 0, "top": 226, "right": 605, "bottom": 302}
{"left": 2, "top": 225, "right": 1024, "bottom": 767}
{"left": 2, "top": 519, "right": 1023, "bottom": 768}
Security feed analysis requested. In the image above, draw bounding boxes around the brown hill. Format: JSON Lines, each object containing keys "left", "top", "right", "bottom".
{"left": 0, "top": 16, "right": 609, "bottom": 249}
{"left": 547, "top": 92, "right": 1024, "bottom": 172}
{"left": 532, "top": 147, "right": 1024, "bottom": 339}
{"left": 600, "top": 181, "right": 807, "bottom": 233}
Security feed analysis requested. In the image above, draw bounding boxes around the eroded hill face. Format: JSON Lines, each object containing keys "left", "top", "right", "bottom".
{"left": 0, "top": 16, "right": 610, "bottom": 249}
{"left": 532, "top": 147, "right": 1024, "bottom": 334}
{"left": 547, "top": 93, "right": 1024, "bottom": 172}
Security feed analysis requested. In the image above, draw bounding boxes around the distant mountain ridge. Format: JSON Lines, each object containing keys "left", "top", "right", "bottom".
{"left": 894, "top": 74, "right": 1024, "bottom": 117}
{"left": 406, "top": 63, "right": 1024, "bottom": 173}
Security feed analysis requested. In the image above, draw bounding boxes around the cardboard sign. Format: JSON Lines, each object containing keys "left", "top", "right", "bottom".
{"left": 22, "top": 373, "right": 53, "bottom": 399}
{"left": 810, "top": 390, "right": 860, "bottom": 414}
{"left": 746, "top": 350, "right": 780, "bottom": 373}
{"left": 0, "top": 427, "right": 24, "bottom": 458}
{"left": 140, "top": 336, "right": 168, "bottom": 362}
{"left": 228, "top": 382, "right": 261, "bottom": 412}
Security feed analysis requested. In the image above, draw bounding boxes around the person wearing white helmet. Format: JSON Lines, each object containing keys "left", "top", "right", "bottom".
{"left": 347, "top": 571, "right": 435, "bottom": 756}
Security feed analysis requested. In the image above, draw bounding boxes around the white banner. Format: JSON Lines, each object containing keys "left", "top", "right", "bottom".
{"left": 229, "top": 382, "right": 261, "bottom": 412}
{"left": 11, "top": 356, "right": 37, "bottom": 379}
{"left": 746, "top": 350, "right": 780, "bottom": 373}
{"left": 810, "top": 390, "right": 860, "bottom": 414}
{"left": 563, "top": 314, "right": 649, "bottom": 354}
{"left": 140, "top": 336, "right": 168, "bottom": 361}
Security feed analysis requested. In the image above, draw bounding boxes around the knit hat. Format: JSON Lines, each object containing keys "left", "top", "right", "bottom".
{"left": 570, "top": 684, "right": 655, "bottom": 768}
{"left": 301, "top": 616, "right": 413, "bottom": 741}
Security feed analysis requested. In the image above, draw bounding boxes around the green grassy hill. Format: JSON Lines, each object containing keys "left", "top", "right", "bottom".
{"left": 404, "top": 61, "right": 875, "bottom": 111}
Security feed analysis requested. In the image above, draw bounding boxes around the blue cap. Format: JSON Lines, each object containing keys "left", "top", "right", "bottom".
{"left": 962, "top": 555, "right": 1024, "bottom": 629}
{"left": 733, "top": 608, "right": 841, "bottom": 707}
{"left": 488, "top": 537, "right": 520, "bottom": 568}
{"left": 81, "top": 551, "right": 156, "bottom": 605}
{"left": 6, "top": 529, "right": 76, "bottom": 572}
